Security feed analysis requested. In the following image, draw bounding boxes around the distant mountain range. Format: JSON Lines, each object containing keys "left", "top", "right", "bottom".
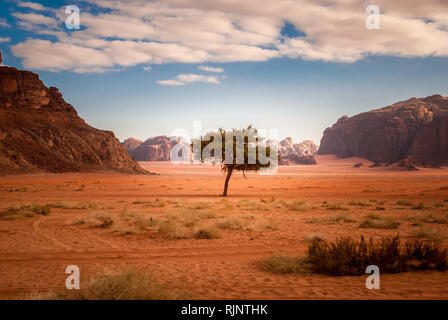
{"left": 122, "top": 136, "right": 319, "bottom": 164}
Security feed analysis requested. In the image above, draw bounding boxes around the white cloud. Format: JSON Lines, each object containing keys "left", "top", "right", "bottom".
{"left": 157, "top": 79, "right": 185, "bottom": 86}
{"left": 17, "top": 1, "right": 47, "bottom": 11}
{"left": 158, "top": 73, "right": 220, "bottom": 86}
{"left": 143, "top": 66, "right": 152, "bottom": 71}
{"left": 13, "top": 12, "right": 59, "bottom": 30}
{"left": 11, "top": 39, "right": 114, "bottom": 72}
{"left": 0, "top": 18, "right": 11, "bottom": 28}
{"left": 198, "top": 65, "right": 224, "bottom": 73}
{"left": 0, "top": 37, "right": 10, "bottom": 43}
{"left": 8, "top": 0, "right": 448, "bottom": 72}
{"left": 177, "top": 73, "right": 220, "bottom": 84}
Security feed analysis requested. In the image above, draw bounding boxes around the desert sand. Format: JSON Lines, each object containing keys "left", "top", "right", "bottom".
{"left": 1, "top": 155, "right": 447, "bottom": 299}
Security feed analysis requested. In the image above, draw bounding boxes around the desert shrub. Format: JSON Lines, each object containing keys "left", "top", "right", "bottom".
{"left": 271, "top": 200, "right": 287, "bottom": 209}
{"left": 0, "top": 205, "right": 51, "bottom": 220}
{"left": 43, "top": 269, "right": 185, "bottom": 300}
{"left": 31, "top": 205, "right": 51, "bottom": 216}
{"left": 132, "top": 200, "right": 151, "bottom": 205}
{"left": 287, "top": 201, "right": 308, "bottom": 211}
{"left": 326, "top": 213, "right": 356, "bottom": 223}
{"left": 95, "top": 213, "right": 114, "bottom": 228}
{"left": 216, "top": 217, "right": 247, "bottom": 230}
{"left": 307, "top": 236, "right": 447, "bottom": 275}
{"left": 260, "top": 255, "right": 311, "bottom": 274}
{"left": 194, "top": 227, "right": 221, "bottom": 239}
{"left": 412, "top": 202, "right": 432, "bottom": 210}
{"left": 188, "top": 201, "right": 211, "bottom": 210}
{"left": 237, "top": 200, "right": 263, "bottom": 210}
{"left": 349, "top": 201, "right": 372, "bottom": 207}
{"left": 396, "top": 200, "right": 414, "bottom": 206}
{"left": 158, "top": 221, "right": 189, "bottom": 239}
{"left": 420, "top": 214, "right": 448, "bottom": 224}
{"left": 134, "top": 215, "right": 158, "bottom": 231}
{"left": 253, "top": 218, "right": 279, "bottom": 231}
{"left": 365, "top": 213, "right": 382, "bottom": 220}
{"left": 359, "top": 217, "right": 399, "bottom": 229}
{"left": 144, "top": 198, "right": 166, "bottom": 208}
{"left": 51, "top": 201, "right": 98, "bottom": 210}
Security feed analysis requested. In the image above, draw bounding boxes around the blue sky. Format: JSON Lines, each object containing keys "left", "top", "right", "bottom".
{"left": 1, "top": 1, "right": 448, "bottom": 144}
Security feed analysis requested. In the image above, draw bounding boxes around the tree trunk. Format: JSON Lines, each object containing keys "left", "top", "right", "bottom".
{"left": 222, "top": 168, "right": 233, "bottom": 196}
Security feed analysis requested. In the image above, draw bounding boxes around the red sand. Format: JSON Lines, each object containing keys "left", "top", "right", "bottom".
{"left": 0, "top": 155, "right": 447, "bottom": 299}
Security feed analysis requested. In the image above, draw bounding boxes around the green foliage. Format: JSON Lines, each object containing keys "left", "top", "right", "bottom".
{"left": 191, "top": 125, "right": 278, "bottom": 195}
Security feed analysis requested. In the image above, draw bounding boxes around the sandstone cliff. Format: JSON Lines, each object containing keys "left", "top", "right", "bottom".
{"left": 0, "top": 65, "right": 147, "bottom": 174}
{"left": 123, "top": 136, "right": 175, "bottom": 161}
{"left": 318, "top": 95, "right": 448, "bottom": 164}
{"left": 278, "top": 137, "right": 318, "bottom": 164}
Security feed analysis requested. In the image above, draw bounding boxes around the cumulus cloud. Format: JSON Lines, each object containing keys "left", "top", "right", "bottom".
{"left": 8, "top": 0, "right": 448, "bottom": 72}
{"left": 0, "top": 37, "right": 10, "bottom": 43}
{"left": 143, "top": 66, "right": 151, "bottom": 71}
{"left": 158, "top": 73, "right": 220, "bottom": 86}
{"left": 198, "top": 65, "right": 224, "bottom": 73}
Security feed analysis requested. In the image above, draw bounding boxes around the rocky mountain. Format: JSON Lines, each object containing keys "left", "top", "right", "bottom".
{"left": 122, "top": 136, "right": 189, "bottom": 161}
{"left": 123, "top": 135, "right": 318, "bottom": 164}
{"left": 0, "top": 61, "right": 147, "bottom": 174}
{"left": 124, "top": 136, "right": 173, "bottom": 161}
{"left": 318, "top": 94, "right": 448, "bottom": 165}
{"left": 121, "top": 137, "right": 143, "bottom": 153}
{"left": 278, "top": 138, "right": 318, "bottom": 164}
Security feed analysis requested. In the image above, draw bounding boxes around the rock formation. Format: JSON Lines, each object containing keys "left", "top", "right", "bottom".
{"left": 0, "top": 64, "right": 147, "bottom": 174}
{"left": 318, "top": 95, "right": 448, "bottom": 165}
{"left": 123, "top": 136, "right": 188, "bottom": 161}
{"left": 121, "top": 137, "right": 143, "bottom": 153}
{"left": 278, "top": 137, "right": 318, "bottom": 164}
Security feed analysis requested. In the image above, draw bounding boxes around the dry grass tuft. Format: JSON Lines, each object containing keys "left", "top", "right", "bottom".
{"left": 194, "top": 227, "right": 222, "bottom": 239}
{"left": 158, "top": 221, "right": 189, "bottom": 239}
{"left": 359, "top": 217, "right": 400, "bottom": 229}
{"left": 260, "top": 255, "right": 312, "bottom": 274}
{"left": 306, "top": 236, "right": 447, "bottom": 275}
{"left": 41, "top": 269, "right": 186, "bottom": 300}
{"left": 1, "top": 205, "right": 51, "bottom": 220}
{"left": 326, "top": 213, "right": 356, "bottom": 224}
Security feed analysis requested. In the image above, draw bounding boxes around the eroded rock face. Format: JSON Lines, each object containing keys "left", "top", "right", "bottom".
{"left": 121, "top": 137, "right": 143, "bottom": 153}
{"left": 0, "top": 66, "right": 147, "bottom": 174}
{"left": 123, "top": 136, "right": 188, "bottom": 161}
{"left": 318, "top": 95, "right": 448, "bottom": 164}
{"left": 278, "top": 137, "right": 318, "bottom": 164}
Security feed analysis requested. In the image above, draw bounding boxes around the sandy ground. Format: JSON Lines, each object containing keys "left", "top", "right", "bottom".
{"left": 1, "top": 155, "right": 448, "bottom": 299}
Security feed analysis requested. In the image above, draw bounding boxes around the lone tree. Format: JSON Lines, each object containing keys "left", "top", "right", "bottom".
{"left": 192, "top": 125, "right": 278, "bottom": 196}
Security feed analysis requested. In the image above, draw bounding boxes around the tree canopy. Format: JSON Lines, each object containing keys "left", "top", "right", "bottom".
{"left": 191, "top": 125, "right": 278, "bottom": 196}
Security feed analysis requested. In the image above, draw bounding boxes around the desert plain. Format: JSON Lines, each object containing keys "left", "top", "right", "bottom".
{"left": 1, "top": 155, "right": 448, "bottom": 299}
